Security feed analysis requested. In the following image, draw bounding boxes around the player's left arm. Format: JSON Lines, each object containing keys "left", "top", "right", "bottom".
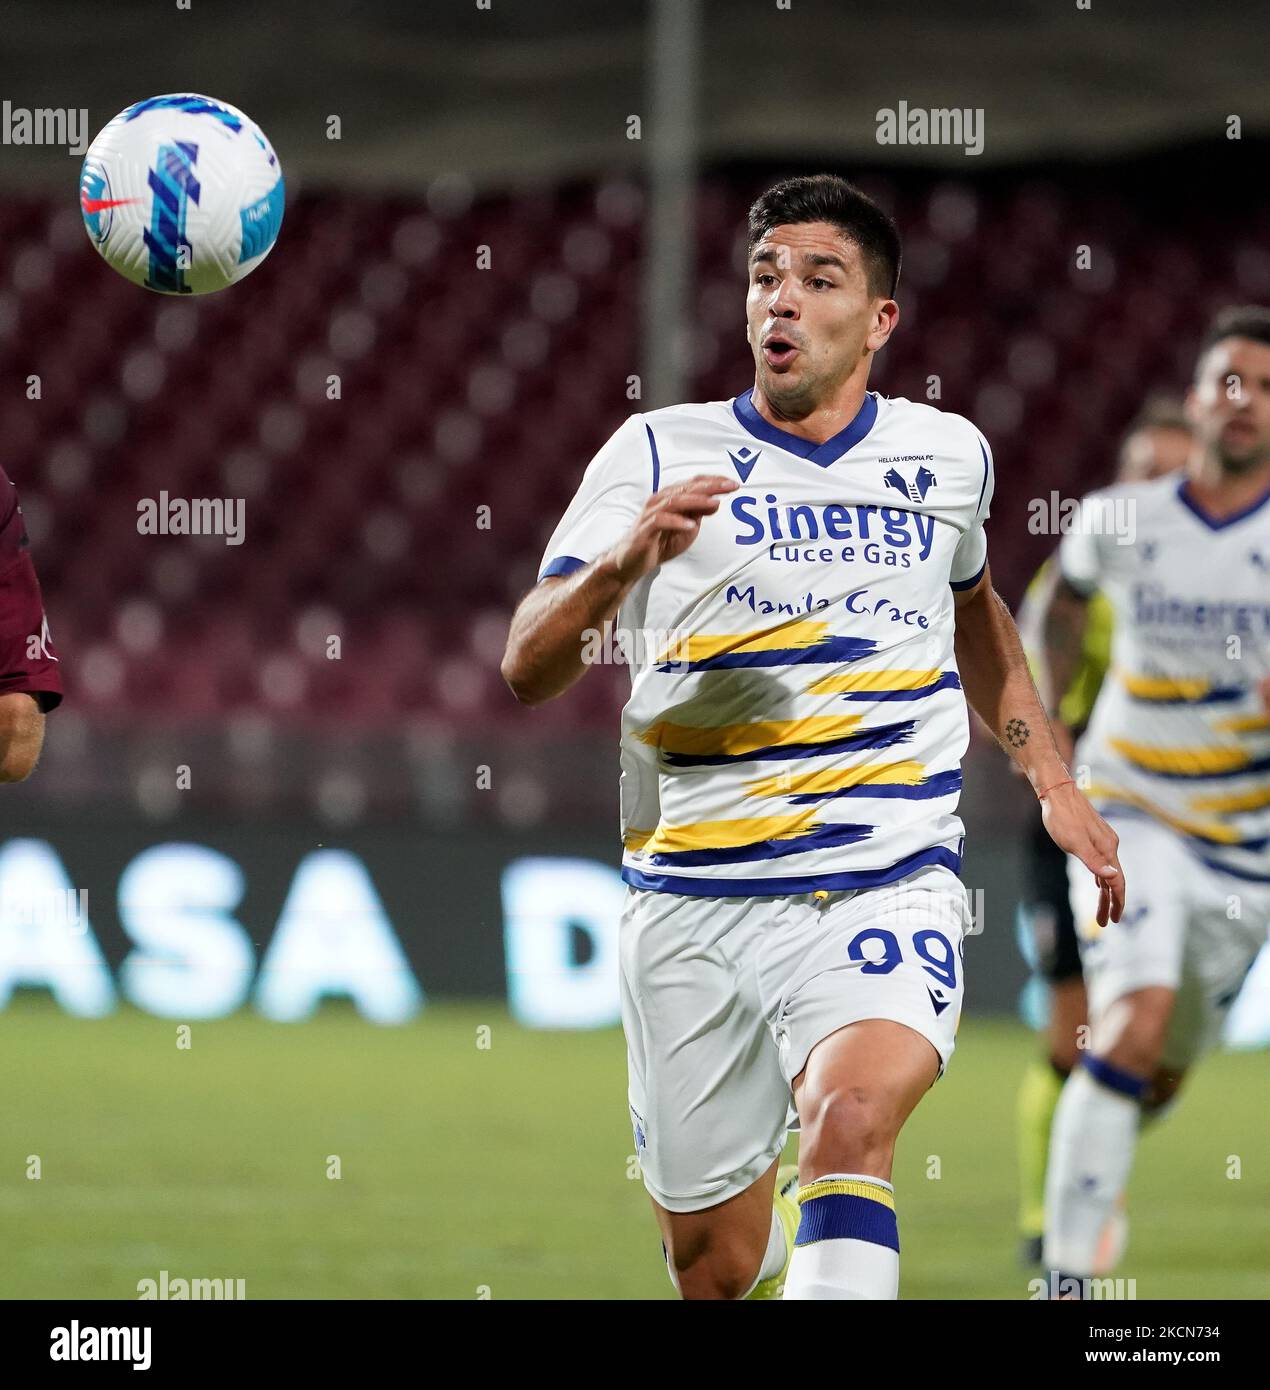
{"left": 0, "top": 691, "right": 44, "bottom": 782}
{"left": 953, "top": 568, "right": 1124, "bottom": 925}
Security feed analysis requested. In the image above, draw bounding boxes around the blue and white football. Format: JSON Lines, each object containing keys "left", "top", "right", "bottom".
{"left": 80, "top": 93, "right": 284, "bottom": 295}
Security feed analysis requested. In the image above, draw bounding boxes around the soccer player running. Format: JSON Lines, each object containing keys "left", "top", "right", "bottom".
{"left": 503, "top": 174, "right": 1123, "bottom": 1300}
{"left": 0, "top": 465, "right": 62, "bottom": 779}
{"left": 1013, "top": 403, "right": 1190, "bottom": 1266}
{"left": 1037, "top": 306, "right": 1270, "bottom": 1297}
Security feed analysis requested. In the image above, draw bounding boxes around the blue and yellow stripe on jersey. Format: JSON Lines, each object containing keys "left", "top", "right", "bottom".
{"left": 1086, "top": 781, "right": 1268, "bottom": 848}
{"left": 636, "top": 713, "right": 918, "bottom": 767}
{"left": 651, "top": 621, "right": 877, "bottom": 672}
{"left": 1106, "top": 738, "right": 1270, "bottom": 779}
{"left": 1187, "top": 786, "right": 1270, "bottom": 815}
{"left": 625, "top": 813, "right": 875, "bottom": 868}
{"left": 620, "top": 844, "right": 963, "bottom": 895}
{"left": 805, "top": 667, "right": 963, "bottom": 701}
{"left": 743, "top": 761, "right": 963, "bottom": 803}
{"left": 1114, "top": 669, "right": 1245, "bottom": 705}
{"left": 1212, "top": 712, "right": 1270, "bottom": 734}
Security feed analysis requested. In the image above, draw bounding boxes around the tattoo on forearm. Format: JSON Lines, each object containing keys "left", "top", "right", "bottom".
{"left": 1005, "top": 717, "right": 1030, "bottom": 749}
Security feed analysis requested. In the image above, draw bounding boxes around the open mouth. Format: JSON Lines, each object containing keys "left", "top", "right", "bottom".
{"left": 762, "top": 337, "right": 798, "bottom": 368}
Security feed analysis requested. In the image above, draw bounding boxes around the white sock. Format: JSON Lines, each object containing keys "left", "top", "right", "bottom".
{"left": 1043, "top": 1057, "right": 1145, "bottom": 1279}
{"left": 783, "top": 1174, "right": 899, "bottom": 1300}
{"left": 739, "top": 1209, "right": 791, "bottom": 1297}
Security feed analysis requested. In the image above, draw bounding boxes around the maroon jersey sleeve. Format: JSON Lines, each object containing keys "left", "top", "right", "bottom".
{"left": 0, "top": 471, "right": 63, "bottom": 712}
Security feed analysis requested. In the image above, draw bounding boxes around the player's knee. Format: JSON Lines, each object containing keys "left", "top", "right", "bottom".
{"left": 668, "top": 1232, "right": 763, "bottom": 1301}
{"left": 799, "top": 1085, "right": 897, "bottom": 1176}
{"left": 1100, "top": 1011, "right": 1167, "bottom": 1073}
{"left": 1094, "top": 984, "right": 1172, "bottom": 1067}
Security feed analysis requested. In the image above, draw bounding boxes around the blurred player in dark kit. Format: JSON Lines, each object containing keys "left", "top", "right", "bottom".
{"left": 0, "top": 466, "right": 62, "bottom": 781}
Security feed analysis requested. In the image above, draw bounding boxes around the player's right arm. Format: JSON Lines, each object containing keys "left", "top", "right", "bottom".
{"left": 1035, "top": 498, "right": 1104, "bottom": 764}
{"left": 1036, "top": 567, "right": 1090, "bottom": 765}
{"left": 502, "top": 474, "right": 737, "bottom": 705}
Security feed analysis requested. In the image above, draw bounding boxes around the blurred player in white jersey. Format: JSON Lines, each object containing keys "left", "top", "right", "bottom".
{"left": 503, "top": 173, "right": 1123, "bottom": 1300}
{"left": 1037, "top": 306, "right": 1270, "bottom": 1297}
{"left": 1013, "top": 401, "right": 1190, "bottom": 1267}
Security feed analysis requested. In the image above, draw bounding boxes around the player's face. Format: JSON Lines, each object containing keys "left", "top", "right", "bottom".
{"left": 1186, "top": 336, "right": 1270, "bottom": 474}
{"left": 745, "top": 221, "right": 895, "bottom": 415}
{"left": 1116, "top": 425, "right": 1191, "bottom": 482}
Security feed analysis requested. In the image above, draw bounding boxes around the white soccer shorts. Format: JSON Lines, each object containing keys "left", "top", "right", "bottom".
{"left": 619, "top": 864, "right": 971, "bottom": 1214}
{"left": 1068, "top": 814, "right": 1270, "bottom": 1071}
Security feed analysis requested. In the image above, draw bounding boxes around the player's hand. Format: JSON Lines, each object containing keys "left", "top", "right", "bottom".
{"left": 1039, "top": 782, "right": 1124, "bottom": 926}
{"left": 606, "top": 475, "right": 739, "bottom": 584}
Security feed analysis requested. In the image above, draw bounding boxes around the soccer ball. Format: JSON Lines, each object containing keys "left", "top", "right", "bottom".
{"left": 80, "top": 93, "right": 284, "bottom": 295}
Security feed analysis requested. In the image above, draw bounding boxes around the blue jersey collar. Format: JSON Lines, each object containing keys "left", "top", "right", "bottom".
{"left": 1176, "top": 476, "right": 1270, "bottom": 531}
{"left": 732, "top": 388, "right": 879, "bottom": 468}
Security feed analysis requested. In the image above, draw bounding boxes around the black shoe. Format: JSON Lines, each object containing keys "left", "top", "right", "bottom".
{"left": 1019, "top": 1234, "right": 1044, "bottom": 1266}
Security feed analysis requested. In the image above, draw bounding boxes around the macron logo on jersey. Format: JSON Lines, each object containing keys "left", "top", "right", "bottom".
{"left": 728, "top": 446, "right": 761, "bottom": 483}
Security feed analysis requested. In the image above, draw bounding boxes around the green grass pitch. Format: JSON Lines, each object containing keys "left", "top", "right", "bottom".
{"left": 2, "top": 997, "right": 1265, "bottom": 1299}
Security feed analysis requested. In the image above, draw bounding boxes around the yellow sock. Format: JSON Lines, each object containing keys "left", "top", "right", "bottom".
{"left": 1017, "top": 1058, "right": 1064, "bottom": 1238}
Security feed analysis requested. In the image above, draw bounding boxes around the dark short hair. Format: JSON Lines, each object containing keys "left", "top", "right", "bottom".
{"left": 1197, "top": 305, "right": 1270, "bottom": 362}
{"left": 1123, "top": 395, "right": 1192, "bottom": 439}
{"left": 746, "top": 173, "right": 902, "bottom": 300}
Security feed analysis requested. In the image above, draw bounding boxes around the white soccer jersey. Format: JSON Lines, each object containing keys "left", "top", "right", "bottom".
{"left": 537, "top": 390, "right": 994, "bottom": 897}
{"left": 1060, "top": 475, "right": 1270, "bottom": 884}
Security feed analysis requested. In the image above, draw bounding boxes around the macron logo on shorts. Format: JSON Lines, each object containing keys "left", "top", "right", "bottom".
{"left": 630, "top": 1105, "right": 647, "bottom": 1155}
{"left": 927, "top": 985, "right": 951, "bottom": 1016}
